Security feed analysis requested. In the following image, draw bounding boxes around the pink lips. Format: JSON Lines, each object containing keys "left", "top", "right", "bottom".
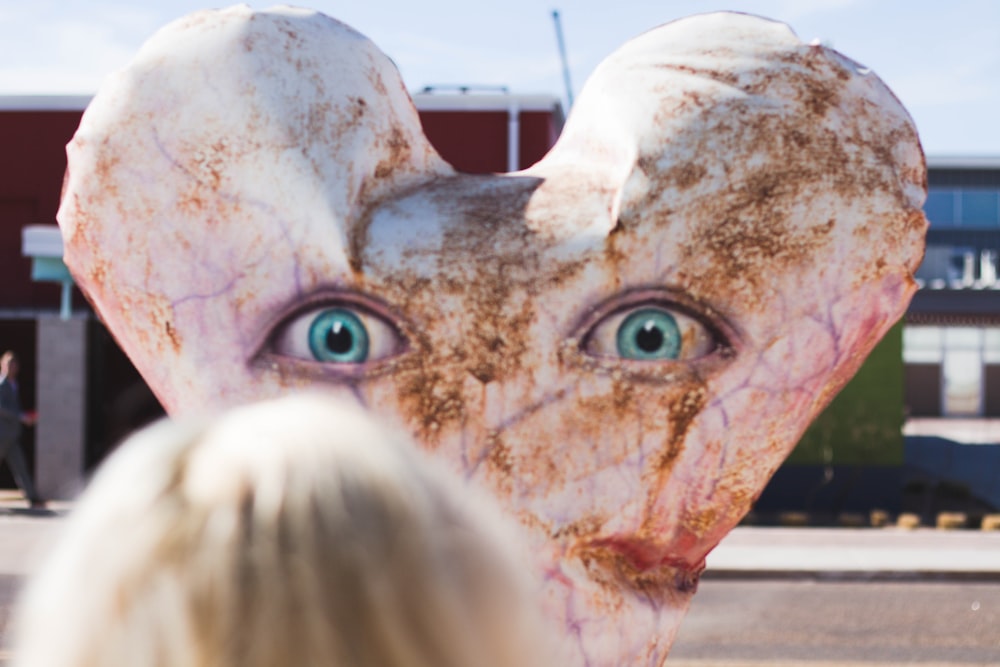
{"left": 575, "top": 534, "right": 708, "bottom": 597}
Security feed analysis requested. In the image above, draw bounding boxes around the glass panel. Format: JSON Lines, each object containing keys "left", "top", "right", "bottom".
{"left": 944, "top": 327, "right": 982, "bottom": 348}
{"left": 985, "top": 329, "right": 1000, "bottom": 363}
{"left": 960, "top": 190, "right": 999, "bottom": 227}
{"left": 904, "top": 326, "right": 942, "bottom": 348}
{"left": 981, "top": 250, "right": 998, "bottom": 286}
{"left": 905, "top": 348, "right": 943, "bottom": 363}
{"left": 943, "top": 348, "right": 982, "bottom": 416}
{"left": 914, "top": 245, "right": 953, "bottom": 282}
{"left": 948, "top": 250, "right": 977, "bottom": 285}
{"left": 924, "top": 189, "right": 956, "bottom": 226}
{"left": 904, "top": 326, "right": 942, "bottom": 363}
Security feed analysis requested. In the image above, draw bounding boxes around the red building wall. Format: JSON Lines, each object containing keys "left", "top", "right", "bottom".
{"left": 418, "top": 109, "right": 561, "bottom": 173}
{"left": 419, "top": 111, "right": 509, "bottom": 173}
{"left": 0, "top": 111, "right": 82, "bottom": 308}
{"left": 519, "top": 111, "right": 562, "bottom": 169}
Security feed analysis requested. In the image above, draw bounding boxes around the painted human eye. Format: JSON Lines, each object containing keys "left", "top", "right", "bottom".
{"left": 270, "top": 304, "right": 404, "bottom": 365}
{"left": 584, "top": 305, "right": 717, "bottom": 361}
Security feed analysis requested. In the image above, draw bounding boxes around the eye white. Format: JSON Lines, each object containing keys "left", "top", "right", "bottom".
{"left": 272, "top": 305, "right": 402, "bottom": 363}
{"left": 585, "top": 305, "right": 716, "bottom": 361}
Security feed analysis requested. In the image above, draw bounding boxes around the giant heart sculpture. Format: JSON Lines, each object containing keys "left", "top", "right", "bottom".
{"left": 58, "top": 6, "right": 927, "bottom": 665}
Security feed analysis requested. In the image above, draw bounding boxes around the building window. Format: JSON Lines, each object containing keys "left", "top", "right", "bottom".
{"left": 942, "top": 328, "right": 982, "bottom": 415}
{"left": 925, "top": 190, "right": 956, "bottom": 226}
{"left": 924, "top": 187, "right": 1000, "bottom": 228}
{"left": 962, "top": 191, "right": 1000, "bottom": 226}
{"left": 903, "top": 326, "right": 943, "bottom": 362}
{"left": 903, "top": 326, "right": 1000, "bottom": 417}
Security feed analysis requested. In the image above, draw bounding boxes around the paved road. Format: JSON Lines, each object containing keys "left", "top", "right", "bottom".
{"left": 3, "top": 576, "right": 997, "bottom": 666}
{"left": 0, "top": 512, "right": 65, "bottom": 664}
{"left": 0, "top": 576, "right": 19, "bottom": 661}
{"left": 670, "top": 579, "right": 1000, "bottom": 665}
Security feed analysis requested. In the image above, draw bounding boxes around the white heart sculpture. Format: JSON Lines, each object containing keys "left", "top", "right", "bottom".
{"left": 58, "top": 6, "right": 926, "bottom": 664}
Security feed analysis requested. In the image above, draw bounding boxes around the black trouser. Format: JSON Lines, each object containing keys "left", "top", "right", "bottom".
{"left": 0, "top": 437, "right": 40, "bottom": 503}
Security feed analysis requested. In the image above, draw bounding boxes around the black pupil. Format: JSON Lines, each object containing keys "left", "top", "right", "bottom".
{"left": 636, "top": 322, "right": 663, "bottom": 352}
{"left": 326, "top": 322, "right": 354, "bottom": 354}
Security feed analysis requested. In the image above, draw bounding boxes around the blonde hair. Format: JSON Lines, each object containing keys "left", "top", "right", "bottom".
{"left": 12, "top": 393, "right": 544, "bottom": 667}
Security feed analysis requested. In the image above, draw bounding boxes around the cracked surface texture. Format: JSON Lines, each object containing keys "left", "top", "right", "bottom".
{"left": 57, "top": 7, "right": 927, "bottom": 665}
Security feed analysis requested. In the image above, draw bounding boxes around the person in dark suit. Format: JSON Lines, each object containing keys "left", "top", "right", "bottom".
{"left": 0, "top": 351, "right": 43, "bottom": 508}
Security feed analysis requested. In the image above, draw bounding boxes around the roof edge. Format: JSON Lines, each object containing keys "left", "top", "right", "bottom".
{"left": 927, "top": 155, "right": 1000, "bottom": 169}
{"left": 412, "top": 92, "right": 563, "bottom": 113}
{"left": 0, "top": 95, "right": 92, "bottom": 111}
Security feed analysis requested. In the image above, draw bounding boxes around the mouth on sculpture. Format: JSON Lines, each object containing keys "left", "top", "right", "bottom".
{"left": 572, "top": 536, "right": 705, "bottom": 605}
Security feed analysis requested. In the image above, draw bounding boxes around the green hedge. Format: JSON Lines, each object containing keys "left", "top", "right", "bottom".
{"left": 786, "top": 321, "right": 904, "bottom": 466}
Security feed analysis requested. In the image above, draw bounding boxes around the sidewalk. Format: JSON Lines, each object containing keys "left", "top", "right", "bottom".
{"left": 705, "top": 525, "right": 1000, "bottom": 580}
{"left": 0, "top": 491, "right": 71, "bottom": 577}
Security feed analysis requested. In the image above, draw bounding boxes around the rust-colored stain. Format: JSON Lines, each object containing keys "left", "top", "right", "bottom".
{"left": 164, "top": 320, "right": 181, "bottom": 354}
{"left": 56, "top": 8, "right": 928, "bottom": 666}
{"left": 658, "top": 383, "right": 706, "bottom": 472}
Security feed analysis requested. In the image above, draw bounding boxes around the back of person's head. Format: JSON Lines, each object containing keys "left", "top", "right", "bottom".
{"left": 12, "top": 393, "right": 544, "bottom": 667}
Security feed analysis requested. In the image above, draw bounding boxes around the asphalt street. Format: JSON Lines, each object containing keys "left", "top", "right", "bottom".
{"left": 1, "top": 570, "right": 996, "bottom": 666}
{"left": 670, "top": 578, "right": 1000, "bottom": 666}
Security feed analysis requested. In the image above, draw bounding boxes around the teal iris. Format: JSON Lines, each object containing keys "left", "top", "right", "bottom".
{"left": 307, "top": 309, "right": 370, "bottom": 363}
{"left": 616, "top": 308, "right": 681, "bottom": 360}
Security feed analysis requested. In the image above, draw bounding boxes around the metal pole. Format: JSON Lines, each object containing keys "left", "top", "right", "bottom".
{"left": 552, "top": 10, "right": 574, "bottom": 110}
{"left": 507, "top": 101, "right": 520, "bottom": 172}
{"left": 60, "top": 281, "right": 72, "bottom": 320}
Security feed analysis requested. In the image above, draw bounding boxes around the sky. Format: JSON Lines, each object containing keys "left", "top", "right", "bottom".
{"left": 0, "top": 0, "right": 997, "bottom": 156}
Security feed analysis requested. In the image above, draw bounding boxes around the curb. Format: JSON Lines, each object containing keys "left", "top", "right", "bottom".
{"left": 700, "top": 568, "right": 1000, "bottom": 582}
{"left": 752, "top": 510, "right": 1000, "bottom": 531}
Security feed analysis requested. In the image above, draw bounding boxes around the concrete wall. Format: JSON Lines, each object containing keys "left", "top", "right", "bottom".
{"left": 35, "top": 315, "right": 86, "bottom": 499}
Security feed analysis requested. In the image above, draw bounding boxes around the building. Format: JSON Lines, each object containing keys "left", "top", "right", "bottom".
{"left": 1, "top": 92, "right": 564, "bottom": 499}
{"left": 901, "top": 157, "right": 1000, "bottom": 517}
{"left": 906, "top": 156, "right": 1000, "bottom": 417}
